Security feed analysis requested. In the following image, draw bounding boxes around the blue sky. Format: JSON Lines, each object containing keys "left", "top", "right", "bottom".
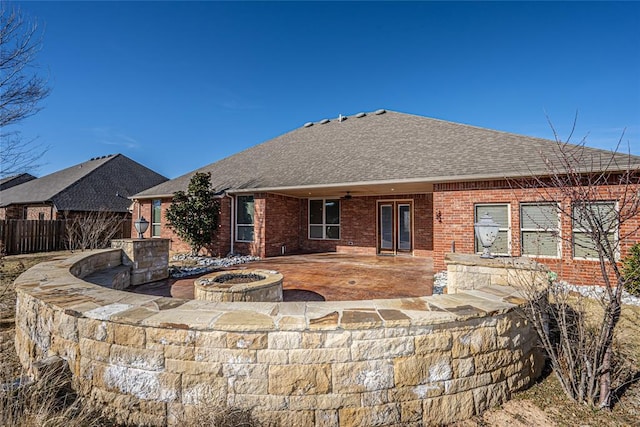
{"left": 12, "top": 1, "right": 640, "bottom": 179}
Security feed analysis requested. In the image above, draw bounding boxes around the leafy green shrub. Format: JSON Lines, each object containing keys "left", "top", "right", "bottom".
{"left": 622, "top": 243, "right": 640, "bottom": 297}
{"left": 165, "top": 172, "right": 220, "bottom": 255}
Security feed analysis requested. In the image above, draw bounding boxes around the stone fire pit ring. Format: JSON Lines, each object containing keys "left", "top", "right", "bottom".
{"left": 194, "top": 269, "right": 283, "bottom": 302}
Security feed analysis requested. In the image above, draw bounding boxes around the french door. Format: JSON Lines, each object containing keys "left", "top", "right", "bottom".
{"left": 378, "top": 201, "right": 413, "bottom": 254}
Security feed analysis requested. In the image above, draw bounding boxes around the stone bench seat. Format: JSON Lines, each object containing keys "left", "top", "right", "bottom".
{"left": 83, "top": 265, "right": 131, "bottom": 291}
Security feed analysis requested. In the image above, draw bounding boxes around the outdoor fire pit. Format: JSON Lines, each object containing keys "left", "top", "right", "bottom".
{"left": 194, "top": 269, "right": 283, "bottom": 302}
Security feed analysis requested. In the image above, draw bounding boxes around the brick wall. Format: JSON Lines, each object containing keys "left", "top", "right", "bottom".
{"left": 300, "top": 194, "right": 433, "bottom": 256}
{"left": 133, "top": 197, "right": 231, "bottom": 257}
{"left": 264, "top": 193, "right": 302, "bottom": 257}
{"left": 140, "top": 193, "right": 435, "bottom": 258}
{"left": 433, "top": 180, "right": 640, "bottom": 285}
{"left": 25, "top": 205, "right": 54, "bottom": 220}
{"left": 0, "top": 205, "right": 53, "bottom": 220}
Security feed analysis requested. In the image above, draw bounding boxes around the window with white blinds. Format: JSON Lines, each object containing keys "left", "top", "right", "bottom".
{"left": 520, "top": 203, "right": 560, "bottom": 257}
{"left": 572, "top": 201, "right": 618, "bottom": 260}
{"left": 474, "top": 204, "right": 510, "bottom": 255}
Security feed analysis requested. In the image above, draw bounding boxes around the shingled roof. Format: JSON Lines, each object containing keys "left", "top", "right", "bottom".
{"left": 134, "top": 109, "right": 640, "bottom": 198}
{"left": 0, "top": 173, "right": 36, "bottom": 191}
{"left": 0, "top": 154, "right": 168, "bottom": 212}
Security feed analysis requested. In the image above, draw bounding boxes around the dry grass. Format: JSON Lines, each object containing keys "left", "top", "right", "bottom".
{"left": 0, "top": 251, "right": 109, "bottom": 427}
{"left": 460, "top": 302, "right": 640, "bottom": 427}
{"left": 0, "top": 361, "right": 105, "bottom": 427}
{"left": 2, "top": 252, "right": 639, "bottom": 426}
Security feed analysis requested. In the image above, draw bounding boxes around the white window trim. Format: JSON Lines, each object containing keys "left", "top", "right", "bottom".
{"left": 236, "top": 195, "right": 255, "bottom": 243}
{"left": 519, "top": 202, "right": 561, "bottom": 259}
{"left": 151, "top": 199, "right": 161, "bottom": 238}
{"left": 308, "top": 198, "right": 340, "bottom": 240}
{"left": 572, "top": 201, "right": 619, "bottom": 261}
{"left": 474, "top": 203, "right": 511, "bottom": 256}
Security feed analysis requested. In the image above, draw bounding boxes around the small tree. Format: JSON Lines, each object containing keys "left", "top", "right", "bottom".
{"left": 65, "top": 211, "right": 127, "bottom": 251}
{"left": 165, "top": 172, "right": 220, "bottom": 255}
{"left": 513, "top": 123, "right": 640, "bottom": 409}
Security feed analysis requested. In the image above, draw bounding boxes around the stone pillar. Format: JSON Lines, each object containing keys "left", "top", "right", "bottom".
{"left": 111, "top": 239, "right": 170, "bottom": 286}
{"left": 444, "top": 253, "right": 548, "bottom": 294}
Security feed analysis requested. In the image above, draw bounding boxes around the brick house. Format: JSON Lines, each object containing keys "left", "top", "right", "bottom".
{"left": 131, "top": 109, "right": 640, "bottom": 284}
{"left": 0, "top": 154, "right": 167, "bottom": 222}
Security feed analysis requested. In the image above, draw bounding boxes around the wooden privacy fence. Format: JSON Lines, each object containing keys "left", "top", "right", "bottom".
{"left": 0, "top": 219, "right": 132, "bottom": 255}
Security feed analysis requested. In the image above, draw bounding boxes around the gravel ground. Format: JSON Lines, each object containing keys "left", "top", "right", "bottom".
{"left": 169, "top": 254, "right": 260, "bottom": 278}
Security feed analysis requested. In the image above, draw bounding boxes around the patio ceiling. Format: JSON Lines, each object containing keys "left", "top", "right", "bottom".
{"left": 233, "top": 180, "right": 435, "bottom": 198}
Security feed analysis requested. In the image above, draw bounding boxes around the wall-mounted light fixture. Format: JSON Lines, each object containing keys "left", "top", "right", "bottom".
{"left": 134, "top": 216, "right": 149, "bottom": 239}
{"left": 436, "top": 209, "right": 442, "bottom": 223}
{"left": 474, "top": 212, "right": 500, "bottom": 258}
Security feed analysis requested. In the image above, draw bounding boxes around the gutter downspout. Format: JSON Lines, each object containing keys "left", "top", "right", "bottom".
{"left": 225, "top": 193, "right": 234, "bottom": 255}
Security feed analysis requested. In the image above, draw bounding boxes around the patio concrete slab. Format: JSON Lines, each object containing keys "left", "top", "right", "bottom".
{"left": 142, "top": 253, "right": 434, "bottom": 302}
{"left": 219, "top": 253, "right": 434, "bottom": 301}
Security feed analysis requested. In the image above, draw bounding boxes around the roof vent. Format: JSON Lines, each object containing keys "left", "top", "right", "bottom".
{"left": 355, "top": 112, "right": 366, "bottom": 118}
{"left": 303, "top": 122, "right": 313, "bottom": 128}
{"left": 374, "top": 109, "right": 386, "bottom": 115}
{"left": 338, "top": 114, "right": 347, "bottom": 122}
{"left": 320, "top": 119, "right": 330, "bottom": 124}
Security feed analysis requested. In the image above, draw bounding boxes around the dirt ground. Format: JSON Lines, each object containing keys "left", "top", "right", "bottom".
{"left": 2, "top": 252, "right": 639, "bottom": 426}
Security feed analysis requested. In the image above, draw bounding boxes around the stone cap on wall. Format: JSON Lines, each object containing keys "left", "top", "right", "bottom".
{"left": 444, "top": 253, "right": 549, "bottom": 271}
{"left": 15, "top": 249, "right": 530, "bottom": 333}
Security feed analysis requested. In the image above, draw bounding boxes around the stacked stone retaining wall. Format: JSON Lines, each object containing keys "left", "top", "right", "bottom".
{"left": 14, "top": 250, "right": 544, "bottom": 426}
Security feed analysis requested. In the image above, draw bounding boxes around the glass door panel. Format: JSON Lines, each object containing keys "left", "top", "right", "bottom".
{"left": 378, "top": 201, "right": 413, "bottom": 254}
{"left": 380, "top": 204, "right": 394, "bottom": 251}
{"left": 398, "top": 204, "right": 411, "bottom": 251}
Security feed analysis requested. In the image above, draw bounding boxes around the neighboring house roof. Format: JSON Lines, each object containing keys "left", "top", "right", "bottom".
{"left": 0, "top": 154, "right": 168, "bottom": 212}
{"left": 134, "top": 109, "right": 640, "bottom": 199}
{"left": 0, "top": 173, "right": 37, "bottom": 191}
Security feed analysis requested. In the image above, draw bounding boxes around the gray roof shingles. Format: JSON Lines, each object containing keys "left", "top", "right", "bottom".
{"left": 0, "top": 154, "right": 168, "bottom": 212}
{"left": 134, "top": 110, "right": 640, "bottom": 198}
{"left": 0, "top": 173, "right": 36, "bottom": 191}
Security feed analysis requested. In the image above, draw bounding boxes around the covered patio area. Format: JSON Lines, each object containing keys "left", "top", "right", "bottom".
{"left": 170, "top": 253, "right": 434, "bottom": 301}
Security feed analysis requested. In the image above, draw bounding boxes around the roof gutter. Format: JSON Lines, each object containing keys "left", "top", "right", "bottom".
{"left": 130, "top": 163, "right": 640, "bottom": 199}
{"left": 225, "top": 165, "right": 640, "bottom": 195}
{"left": 223, "top": 172, "right": 533, "bottom": 194}
{"left": 225, "top": 193, "right": 234, "bottom": 255}
{"left": 130, "top": 190, "right": 229, "bottom": 201}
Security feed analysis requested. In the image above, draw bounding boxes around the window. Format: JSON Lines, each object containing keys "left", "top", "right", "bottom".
{"left": 520, "top": 203, "right": 560, "bottom": 258}
{"left": 309, "top": 199, "right": 340, "bottom": 240}
{"left": 151, "top": 199, "right": 161, "bottom": 237}
{"left": 236, "top": 195, "right": 255, "bottom": 242}
{"left": 572, "top": 201, "right": 618, "bottom": 260}
{"left": 474, "top": 204, "right": 510, "bottom": 255}
{"left": 38, "top": 212, "right": 45, "bottom": 221}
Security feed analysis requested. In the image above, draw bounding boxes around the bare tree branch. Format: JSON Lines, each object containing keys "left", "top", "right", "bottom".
{"left": 0, "top": 4, "right": 50, "bottom": 178}
{"left": 511, "top": 123, "right": 640, "bottom": 409}
{"left": 64, "top": 211, "right": 127, "bottom": 251}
